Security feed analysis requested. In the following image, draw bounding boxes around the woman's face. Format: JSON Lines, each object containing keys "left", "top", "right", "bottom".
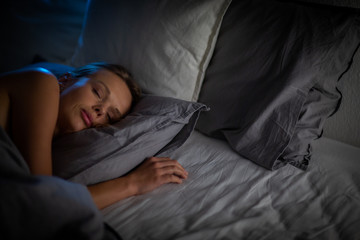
{"left": 56, "top": 68, "right": 132, "bottom": 135}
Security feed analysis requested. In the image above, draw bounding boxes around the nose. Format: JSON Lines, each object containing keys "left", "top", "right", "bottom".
{"left": 92, "top": 104, "right": 108, "bottom": 126}
{"left": 93, "top": 104, "right": 104, "bottom": 117}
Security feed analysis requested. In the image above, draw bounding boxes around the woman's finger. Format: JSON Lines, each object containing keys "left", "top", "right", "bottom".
{"left": 157, "top": 160, "right": 187, "bottom": 172}
{"left": 157, "top": 166, "right": 188, "bottom": 179}
{"left": 147, "top": 157, "right": 187, "bottom": 172}
{"left": 147, "top": 157, "right": 172, "bottom": 162}
{"left": 161, "top": 174, "right": 183, "bottom": 184}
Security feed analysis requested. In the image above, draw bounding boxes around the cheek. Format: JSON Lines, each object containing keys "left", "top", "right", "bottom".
{"left": 61, "top": 86, "right": 89, "bottom": 104}
{"left": 69, "top": 118, "right": 85, "bottom": 133}
{"left": 58, "top": 102, "right": 84, "bottom": 134}
{"left": 59, "top": 91, "right": 88, "bottom": 133}
{"left": 58, "top": 110, "right": 86, "bottom": 134}
{"left": 60, "top": 85, "right": 95, "bottom": 113}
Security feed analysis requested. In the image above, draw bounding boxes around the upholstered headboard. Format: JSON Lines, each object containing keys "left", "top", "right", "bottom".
{"left": 323, "top": 50, "right": 360, "bottom": 148}
{"left": 289, "top": 0, "right": 360, "bottom": 8}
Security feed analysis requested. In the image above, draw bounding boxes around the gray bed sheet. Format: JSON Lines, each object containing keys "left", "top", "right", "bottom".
{"left": 102, "top": 131, "right": 360, "bottom": 240}
{"left": 0, "top": 127, "right": 121, "bottom": 240}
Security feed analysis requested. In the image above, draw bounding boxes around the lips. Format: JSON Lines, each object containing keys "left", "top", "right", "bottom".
{"left": 81, "top": 109, "right": 93, "bottom": 128}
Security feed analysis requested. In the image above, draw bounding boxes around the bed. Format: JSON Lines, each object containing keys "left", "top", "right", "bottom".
{"left": 1, "top": 0, "right": 360, "bottom": 239}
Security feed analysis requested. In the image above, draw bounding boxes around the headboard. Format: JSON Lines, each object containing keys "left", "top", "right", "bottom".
{"left": 323, "top": 50, "right": 360, "bottom": 148}
{"left": 286, "top": 0, "right": 360, "bottom": 9}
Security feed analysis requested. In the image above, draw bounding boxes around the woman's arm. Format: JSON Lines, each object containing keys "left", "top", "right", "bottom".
{"left": 0, "top": 68, "right": 59, "bottom": 175}
{"left": 1, "top": 69, "right": 188, "bottom": 209}
{"left": 88, "top": 157, "right": 188, "bottom": 209}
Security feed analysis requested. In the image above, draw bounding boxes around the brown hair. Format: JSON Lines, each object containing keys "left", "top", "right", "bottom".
{"left": 70, "top": 62, "right": 141, "bottom": 107}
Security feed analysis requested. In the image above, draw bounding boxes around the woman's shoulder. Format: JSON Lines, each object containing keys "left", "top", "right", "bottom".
{"left": 0, "top": 67, "right": 59, "bottom": 95}
{"left": 0, "top": 67, "right": 60, "bottom": 175}
{"left": 0, "top": 66, "right": 60, "bottom": 121}
{"left": 0, "top": 66, "right": 60, "bottom": 138}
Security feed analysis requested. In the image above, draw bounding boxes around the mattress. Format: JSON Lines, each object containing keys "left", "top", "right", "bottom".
{"left": 102, "top": 131, "right": 360, "bottom": 240}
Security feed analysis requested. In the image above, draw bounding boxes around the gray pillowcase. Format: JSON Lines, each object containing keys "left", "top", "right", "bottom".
{"left": 196, "top": 0, "right": 360, "bottom": 170}
{"left": 53, "top": 95, "right": 208, "bottom": 185}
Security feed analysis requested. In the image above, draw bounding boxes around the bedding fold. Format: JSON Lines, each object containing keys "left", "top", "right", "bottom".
{"left": 102, "top": 131, "right": 360, "bottom": 240}
{"left": 0, "top": 127, "right": 120, "bottom": 240}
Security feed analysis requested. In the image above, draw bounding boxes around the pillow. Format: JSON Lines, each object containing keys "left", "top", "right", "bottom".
{"left": 196, "top": 0, "right": 360, "bottom": 170}
{"left": 70, "top": 0, "right": 231, "bottom": 101}
{"left": 52, "top": 95, "right": 208, "bottom": 185}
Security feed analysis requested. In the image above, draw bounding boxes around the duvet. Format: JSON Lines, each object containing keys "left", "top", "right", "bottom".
{"left": 102, "top": 131, "right": 360, "bottom": 240}
{"left": 0, "top": 127, "right": 120, "bottom": 240}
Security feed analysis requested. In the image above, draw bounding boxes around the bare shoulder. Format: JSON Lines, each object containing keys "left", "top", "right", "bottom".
{"left": 1, "top": 67, "right": 60, "bottom": 175}
{"left": 0, "top": 67, "right": 59, "bottom": 94}
{"left": 3, "top": 67, "right": 61, "bottom": 123}
{"left": 0, "top": 68, "right": 60, "bottom": 132}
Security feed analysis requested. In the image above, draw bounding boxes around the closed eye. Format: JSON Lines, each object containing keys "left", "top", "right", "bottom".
{"left": 107, "top": 113, "right": 112, "bottom": 123}
{"left": 93, "top": 88, "right": 101, "bottom": 99}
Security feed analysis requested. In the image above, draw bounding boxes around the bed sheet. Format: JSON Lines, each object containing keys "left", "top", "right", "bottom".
{"left": 102, "top": 131, "right": 360, "bottom": 240}
{"left": 0, "top": 127, "right": 121, "bottom": 240}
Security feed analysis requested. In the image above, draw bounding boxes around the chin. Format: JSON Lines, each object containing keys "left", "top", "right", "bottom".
{"left": 61, "top": 121, "right": 86, "bottom": 135}
{"left": 72, "top": 125, "right": 86, "bottom": 133}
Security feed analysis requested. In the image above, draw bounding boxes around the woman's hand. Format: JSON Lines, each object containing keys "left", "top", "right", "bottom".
{"left": 125, "top": 157, "right": 188, "bottom": 195}
{"left": 88, "top": 157, "right": 188, "bottom": 209}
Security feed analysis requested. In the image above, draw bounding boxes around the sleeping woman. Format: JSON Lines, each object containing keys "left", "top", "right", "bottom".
{"left": 0, "top": 62, "right": 188, "bottom": 209}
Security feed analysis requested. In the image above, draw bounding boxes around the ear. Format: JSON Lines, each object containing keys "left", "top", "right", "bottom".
{"left": 58, "top": 72, "right": 75, "bottom": 92}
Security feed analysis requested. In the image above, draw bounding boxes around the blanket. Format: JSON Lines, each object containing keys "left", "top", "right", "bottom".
{"left": 0, "top": 127, "right": 120, "bottom": 240}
